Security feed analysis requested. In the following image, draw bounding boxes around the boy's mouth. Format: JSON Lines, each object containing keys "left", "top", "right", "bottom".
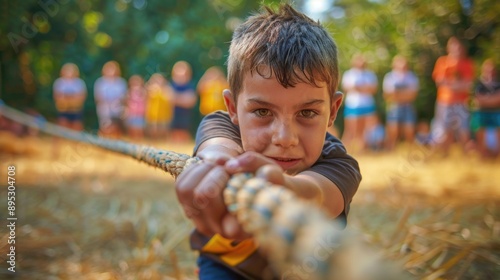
{"left": 268, "top": 157, "right": 300, "bottom": 170}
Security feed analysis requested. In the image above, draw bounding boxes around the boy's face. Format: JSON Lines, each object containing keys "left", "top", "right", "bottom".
{"left": 224, "top": 71, "right": 342, "bottom": 175}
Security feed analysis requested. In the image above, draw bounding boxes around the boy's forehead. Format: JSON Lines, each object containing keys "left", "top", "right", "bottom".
{"left": 239, "top": 71, "right": 330, "bottom": 101}
{"left": 243, "top": 67, "right": 328, "bottom": 88}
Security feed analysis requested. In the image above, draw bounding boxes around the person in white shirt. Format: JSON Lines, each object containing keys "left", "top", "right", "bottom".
{"left": 94, "top": 61, "right": 127, "bottom": 138}
{"left": 341, "top": 54, "right": 378, "bottom": 151}
{"left": 382, "top": 55, "right": 419, "bottom": 150}
{"left": 53, "top": 63, "right": 87, "bottom": 131}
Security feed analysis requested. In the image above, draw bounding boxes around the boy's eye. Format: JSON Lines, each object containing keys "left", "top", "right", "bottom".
{"left": 299, "top": 110, "right": 317, "bottom": 118}
{"left": 254, "top": 109, "right": 271, "bottom": 117}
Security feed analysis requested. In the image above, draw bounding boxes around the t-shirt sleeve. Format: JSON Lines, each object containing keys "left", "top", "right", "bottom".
{"left": 409, "top": 72, "right": 419, "bottom": 91}
{"left": 53, "top": 79, "right": 62, "bottom": 93}
{"left": 193, "top": 110, "right": 241, "bottom": 156}
{"left": 94, "top": 78, "right": 102, "bottom": 99}
{"left": 382, "top": 72, "right": 393, "bottom": 93}
{"left": 119, "top": 78, "right": 128, "bottom": 99}
{"left": 341, "top": 70, "right": 353, "bottom": 90}
{"left": 367, "top": 71, "right": 378, "bottom": 87}
{"left": 78, "top": 78, "right": 87, "bottom": 93}
{"left": 309, "top": 133, "right": 362, "bottom": 225}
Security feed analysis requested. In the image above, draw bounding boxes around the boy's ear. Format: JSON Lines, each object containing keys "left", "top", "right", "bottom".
{"left": 223, "top": 89, "right": 239, "bottom": 125}
{"left": 328, "top": 91, "right": 344, "bottom": 127}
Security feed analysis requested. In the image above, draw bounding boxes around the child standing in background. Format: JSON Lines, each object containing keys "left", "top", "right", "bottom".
{"left": 94, "top": 61, "right": 127, "bottom": 138}
{"left": 197, "top": 66, "right": 229, "bottom": 116}
{"left": 473, "top": 59, "right": 500, "bottom": 158}
{"left": 432, "top": 37, "right": 474, "bottom": 154}
{"left": 383, "top": 55, "right": 419, "bottom": 150}
{"left": 125, "top": 75, "right": 147, "bottom": 140}
{"left": 341, "top": 54, "right": 378, "bottom": 151}
{"left": 170, "top": 61, "right": 197, "bottom": 143}
{"left": 145, "top": 73, "right": 174, "bottom": 140}
{"left": 53, "top": 63, "right": 87, "bottom": 131}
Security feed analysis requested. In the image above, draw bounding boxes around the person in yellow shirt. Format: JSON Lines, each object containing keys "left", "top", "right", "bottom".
{"left": 197, "top": 66, "right": 229, "bottom": 116}
{"left": 144, "top": 73, "right": 174, "bottom": 140}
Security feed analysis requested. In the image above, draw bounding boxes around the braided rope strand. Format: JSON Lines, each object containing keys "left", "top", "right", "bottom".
{"left": 0, "top": 102, "right": 342, "bottom": 279}
{"left": 225, "top": 174, "right": 343, "bottom": 278}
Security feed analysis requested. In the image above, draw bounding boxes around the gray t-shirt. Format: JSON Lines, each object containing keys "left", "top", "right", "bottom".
{"left": 94, "top": 77, "right": 127, "bottom": 118}
{"left": 193, "top": 111, "right": 361, "bottom": 225}
{"left": 53, "top": 77, "right": 87, "bottom": 96}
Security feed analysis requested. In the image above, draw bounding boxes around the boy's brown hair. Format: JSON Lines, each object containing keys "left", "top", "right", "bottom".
{"left": 227, "top": 4, "right": 339, "bottom": 102}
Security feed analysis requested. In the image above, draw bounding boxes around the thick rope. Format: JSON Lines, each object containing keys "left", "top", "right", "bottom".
{"left": 0, "top": 101, "right": 343, "bottom": 279}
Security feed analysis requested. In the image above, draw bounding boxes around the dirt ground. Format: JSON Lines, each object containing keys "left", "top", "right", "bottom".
{"left": 0, "top": 135, "right": 499, "bottom": 279}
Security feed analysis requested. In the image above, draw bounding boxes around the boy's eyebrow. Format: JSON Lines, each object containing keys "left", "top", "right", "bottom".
{"left": 246, "top": 98, "right": 325, "bottom": 109}
{"left": 298, "top": 99, "right": 325, "bottom": 108}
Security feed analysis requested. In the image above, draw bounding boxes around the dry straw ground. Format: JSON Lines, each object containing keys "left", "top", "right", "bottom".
{"left": 0, "top": 133, "right": 499, "bottom": 279}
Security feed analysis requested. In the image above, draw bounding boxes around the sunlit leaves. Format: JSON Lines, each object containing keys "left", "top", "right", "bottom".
{"left": 82, "top": 11, "right": 103, "bottom": 33}
{"left": 94, "top": 32, "right": 112, "bottom": 48}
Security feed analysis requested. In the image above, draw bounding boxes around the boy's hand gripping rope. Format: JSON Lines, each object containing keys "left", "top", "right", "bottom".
{"left": 0, "top": 101, "right": 343, "bottom": 279}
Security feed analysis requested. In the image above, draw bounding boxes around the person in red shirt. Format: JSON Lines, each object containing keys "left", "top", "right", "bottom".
{"left": 432, "top": 36, "right": 474, "bottom": 154}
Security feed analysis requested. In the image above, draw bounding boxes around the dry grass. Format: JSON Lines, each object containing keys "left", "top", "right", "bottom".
{"left": 351, "top": 145, "right": 500, "bottom": 279}
{"left": 0, "top": 135, "right": 499, "bottom": 279}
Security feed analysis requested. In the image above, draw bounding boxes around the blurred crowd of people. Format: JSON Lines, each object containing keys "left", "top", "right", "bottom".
{"left": 338, "top": 37, "right": 499, "bottom": 158}
{"left": 52, "top": 60, "right": 228, "bottom": 143}
{"left": 1, "top": 36, "right": 498, "bottom": 158}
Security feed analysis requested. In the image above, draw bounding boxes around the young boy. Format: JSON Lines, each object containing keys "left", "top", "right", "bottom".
{"left": 175, "top": 4, "right": 361, "bottom": 279}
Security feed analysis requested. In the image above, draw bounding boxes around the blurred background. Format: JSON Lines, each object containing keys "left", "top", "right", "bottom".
{"left": 1, "top": 0, "right": 499, "bottom": 279}
{"left": 1, "top": 0, "right": 499, "bottom": 132}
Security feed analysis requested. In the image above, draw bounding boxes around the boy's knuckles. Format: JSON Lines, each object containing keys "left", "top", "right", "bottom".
{"left": 181, "top": 204, "right": 200, "bottom": 219}
{"left": 174, "top": 181, "right": 192, "bottom": 200}
{"left": 197, "top": 180, "right": 223, "bottom": 199}
{"left": 196, "top": 166, "right": 228, "bottom": 196}
{"left": 177, "top": 162, "right": 215, "bottom": 188}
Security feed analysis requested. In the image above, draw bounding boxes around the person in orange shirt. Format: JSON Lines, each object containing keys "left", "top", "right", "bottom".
{"left": 432, "top": 36, "right": 474, "bottom": 154}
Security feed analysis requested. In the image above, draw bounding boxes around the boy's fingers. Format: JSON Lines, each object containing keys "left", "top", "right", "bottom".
{"left": 176, "top": 162, "right": 226, "bottom": 236}
{"left": 221, "top": 213, "right": 251, "bottom": 240}
{"left": 194, "top": 165, "right": 230, "bottom": 234}
{"left": 225, "top": 152, "right": 276, "bottom": 174}
{"left": 256, "top": 164, "right": 285, "bottom": 186}
{"left": 175, "top": 162, "right": 215, "bottom": 210}
{"left": 198, "top": 150, "right": 232, "bottom": 165}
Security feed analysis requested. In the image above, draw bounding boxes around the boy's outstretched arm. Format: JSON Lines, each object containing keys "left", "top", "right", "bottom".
{"left": 224, "top": 151, "right": 345, "bottom": 217}
{"left": 176, "top": 135, "right": 344, "bottom": 239}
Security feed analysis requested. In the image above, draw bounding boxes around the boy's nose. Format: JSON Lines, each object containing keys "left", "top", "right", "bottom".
{"left": 271, "top": 120, "right": 299, "bottom": 148}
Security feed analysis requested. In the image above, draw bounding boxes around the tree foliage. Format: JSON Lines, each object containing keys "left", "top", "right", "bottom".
{"left": 0, "top": 0, "right": 274, "bottom": 128}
